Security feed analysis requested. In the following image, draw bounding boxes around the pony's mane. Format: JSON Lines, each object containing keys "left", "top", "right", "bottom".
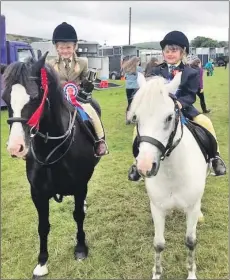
{"left": 128, "top": 76, "right": 169, "bottom": 120}
{"left": 3, "top": 59, "right": 66, "bottom": 107}
{"left": 44, "top": 63, "right": 67, "bottom": 108}
{"left": 3, "top": 61, "right": 32, "bottom": 90}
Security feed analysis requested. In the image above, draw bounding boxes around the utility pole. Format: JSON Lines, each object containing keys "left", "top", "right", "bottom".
{"left": 129, "top": 7, "right": 131, "bottom": 45}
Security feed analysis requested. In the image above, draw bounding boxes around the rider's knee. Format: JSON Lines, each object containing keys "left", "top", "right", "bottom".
{"left": 193, "top": 114, "right": 212, "bottom": 127}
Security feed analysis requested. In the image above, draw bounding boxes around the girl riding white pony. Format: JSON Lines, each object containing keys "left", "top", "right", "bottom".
{"left": 127, "top": 30, "right": 226, "bottom": 279}
{"left": 128, "top": 30, "right": 226, "bottom": 181}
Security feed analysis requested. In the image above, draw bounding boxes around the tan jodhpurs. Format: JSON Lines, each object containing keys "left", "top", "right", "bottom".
{"left": 81, "top": 103, "right": 104, "bottom": 139}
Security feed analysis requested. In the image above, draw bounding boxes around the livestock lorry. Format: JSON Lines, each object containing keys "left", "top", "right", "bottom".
{"left": 1, "top": 14, "right": 36, "bottom": 107}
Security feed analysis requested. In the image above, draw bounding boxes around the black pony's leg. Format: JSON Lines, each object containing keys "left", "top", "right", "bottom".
{"left": 73, "top": 188, "right": 88, "bottom": 260}
{"left": 31, "top": 190, "right": 50, "bottom": 278}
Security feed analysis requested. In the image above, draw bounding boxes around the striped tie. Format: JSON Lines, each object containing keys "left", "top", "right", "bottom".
{"left": 64, "top": 58, "right": 71, "bottom": 73}
{"left": 168, "top": 65, "right": 176, "bottom": 73}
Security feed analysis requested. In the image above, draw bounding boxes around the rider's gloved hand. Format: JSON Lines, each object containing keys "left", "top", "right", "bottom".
{"left": 81, "top": 79, "right": 94, "bottom": 93}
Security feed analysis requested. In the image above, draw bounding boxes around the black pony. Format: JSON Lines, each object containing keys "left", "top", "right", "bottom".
{"left": 2, "top": 53, "right": 102, "bottom": 278}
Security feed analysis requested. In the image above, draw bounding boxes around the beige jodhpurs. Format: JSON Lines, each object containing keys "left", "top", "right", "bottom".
{"left": 81, "top": 103, "right": 104, "bottom": 139}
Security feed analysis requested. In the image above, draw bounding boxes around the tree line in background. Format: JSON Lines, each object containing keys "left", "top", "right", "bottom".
{"left": 6, "top": 33, "right": 229, "bottom": 49}
{"left": 190, "top": 36, "right": 228, "bottom": 48}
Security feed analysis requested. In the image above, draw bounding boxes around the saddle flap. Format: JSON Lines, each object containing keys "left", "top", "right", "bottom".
{"left": 186, "top": 120, "right": 217, "bottom": 161}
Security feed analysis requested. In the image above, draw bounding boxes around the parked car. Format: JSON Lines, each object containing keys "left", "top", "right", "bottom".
{"left": 109, "top": 70, "right": 122, "bottom": 80}
{"left": 214, "top": 56, "right": 229, "bottom": 67}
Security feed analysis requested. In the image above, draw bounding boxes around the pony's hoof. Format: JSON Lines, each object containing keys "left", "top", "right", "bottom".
{"left": 32, "top": 275, "right": 43, "bottom": 279}
{"left": 152, "top": 273, "right": 161, "bottom": 279}
{"left": 74, "top": 245, "right": 88, "bottom": 260}
{"left": 32, "top": 263, "right": 48, "bottom": 278}
{"left": 187, "top": 275, "right": 197, "bottom": 280}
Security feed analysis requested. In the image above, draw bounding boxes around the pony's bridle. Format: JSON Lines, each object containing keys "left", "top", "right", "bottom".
{"left": 136, "top": 93, "right": 184, "bottom": 161}
{"left": 7, "top": 68, "right": 77, "bottom": 166}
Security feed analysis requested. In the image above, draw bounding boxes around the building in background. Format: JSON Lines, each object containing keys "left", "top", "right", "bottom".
{"left": 31, "top": 40, "right": 110, "bottom": 80}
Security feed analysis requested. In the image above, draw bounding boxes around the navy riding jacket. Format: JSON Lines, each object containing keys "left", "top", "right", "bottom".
{"left": 151, "top": 62, "right": 200, "bottom": 119}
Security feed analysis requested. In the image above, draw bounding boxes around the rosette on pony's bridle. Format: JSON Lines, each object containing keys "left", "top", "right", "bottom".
{"left": 27, "top": 68, "right": 49, "bottom": 129}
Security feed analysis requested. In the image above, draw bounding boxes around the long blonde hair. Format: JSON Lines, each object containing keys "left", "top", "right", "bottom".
{"left": 122, "top": 56, "right": 140, "bottom": 73}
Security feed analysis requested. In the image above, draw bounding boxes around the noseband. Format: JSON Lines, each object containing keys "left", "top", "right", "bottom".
{"left": 7, "top": 117, "right": 28, "bottom": 125}
{"left": 136, "top": 94, "right": 184, "bottom": 161}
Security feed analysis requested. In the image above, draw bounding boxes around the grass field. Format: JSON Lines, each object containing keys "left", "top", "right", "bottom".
{"left": 1, "top": 67, "right": 229, "bottom": 279}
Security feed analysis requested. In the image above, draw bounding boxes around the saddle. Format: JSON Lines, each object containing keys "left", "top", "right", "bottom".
{"left": 132, "top": 120, "right": 217, "bottom": 163}
{"left": 185, "top": 120, "right": 217, "bottom": 162}
{"left": 75, "top": 95, "right": 101, "bottom": 145}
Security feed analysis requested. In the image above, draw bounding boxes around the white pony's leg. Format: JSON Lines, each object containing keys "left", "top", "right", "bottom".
{"left": 150, "top": 202, "right": 166, "bottom": 279}
{"left": 185, "top": 202, "right": 201, "bottom": 280}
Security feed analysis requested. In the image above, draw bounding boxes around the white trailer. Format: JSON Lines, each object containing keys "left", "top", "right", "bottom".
{"left": 31, "top": 40, "right": 109, "bottom": 80}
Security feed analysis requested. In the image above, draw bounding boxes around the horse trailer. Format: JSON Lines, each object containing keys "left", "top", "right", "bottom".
{"left": 98, "top": 45, "right": 139, "bottom": 80}
{"left": 31, "top": 40, "right": 110, "bottom": 79}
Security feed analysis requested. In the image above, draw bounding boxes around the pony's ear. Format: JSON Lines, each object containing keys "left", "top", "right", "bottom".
{"left": 137, "top": 72, "right": 146, "bottom": 88}
{"left": 31, "top": 51, "right": 49, "bottom": 76}
{"left": 165, "top": 72, "right": 182, "bottom": 94}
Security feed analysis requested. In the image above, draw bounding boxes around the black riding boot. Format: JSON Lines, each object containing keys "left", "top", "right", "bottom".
{"left": 128, "top": 164, "right": 141, "bottom": 181}
{"left": 198, "top": 91, "right": 211, "bottom": 113}
{"left": 212, "top": 153, "right": 226, "bottom": 176}
{"left": 200, "top": 101, "right": 211, "bottom": 114}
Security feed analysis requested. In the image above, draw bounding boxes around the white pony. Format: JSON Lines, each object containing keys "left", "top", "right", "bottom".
{"left": 127, "top": 73, "right": 209, "bottom": 279}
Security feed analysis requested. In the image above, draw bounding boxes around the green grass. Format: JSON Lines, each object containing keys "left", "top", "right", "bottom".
{"left": 1, "top": 68, "right": 229, "bottom": 279}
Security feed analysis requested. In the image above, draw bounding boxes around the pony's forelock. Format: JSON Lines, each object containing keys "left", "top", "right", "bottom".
{"left": 127, "top": 76, "right": 168, "bottom": 121}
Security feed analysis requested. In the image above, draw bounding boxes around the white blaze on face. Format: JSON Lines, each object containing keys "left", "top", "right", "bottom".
{"left": 7, "top": 84, "right": 30, "bottom": 158}
{"left": 136, "top": 142, "right": 156, "bottom": 176}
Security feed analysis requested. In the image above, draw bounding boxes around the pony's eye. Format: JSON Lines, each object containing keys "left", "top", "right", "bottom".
{"left": 166, "top": 114, "right": 173, "bottom": 122}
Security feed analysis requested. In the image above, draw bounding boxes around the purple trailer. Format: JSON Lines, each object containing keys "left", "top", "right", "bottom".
{"left": 1, "top": 14, "right": 35, "bottom": 107}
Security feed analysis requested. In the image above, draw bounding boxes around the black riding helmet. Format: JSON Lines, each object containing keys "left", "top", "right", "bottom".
{"left": 52, "top": 22, "right": 78, "bottom": 44}
{"left": 160, "top": 31, "right": 189, "bottom": 54}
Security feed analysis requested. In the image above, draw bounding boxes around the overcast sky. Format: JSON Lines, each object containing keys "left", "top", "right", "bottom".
{"left": 2, "top": 1, "right": 229, "bottom": 45}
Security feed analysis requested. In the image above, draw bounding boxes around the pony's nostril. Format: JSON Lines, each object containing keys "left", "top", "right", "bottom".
{"left": 151, "top": 161, "right": 160, "bottom": 176}
{"left": 19, "top": 145, "right": 24, "bottom": 152}
{"left": 152, "top": 162, "right": 157, "bottom": 170}
{"left": 146, "top": 170, "right": 152, "bottom": 177}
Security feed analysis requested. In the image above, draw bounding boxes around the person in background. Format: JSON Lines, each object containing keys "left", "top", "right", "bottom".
{"left": 205, "top": 59, "right": 214, "bottom": 76}
{"left": 188, "top": 55, "right": 211, "bottom": 113}
{"left": 123, "top": 56, "right": 143, "bottom": 124}
{"left": 120, "top": 56, "right": 129, "bottom": 79}
{"left": 47, "top": 22, "right": 108, "bottom": 157}
{"left": 144, "top": 57, "right": 159, "bottom": 77}
{"left": 137, "top": 60, "right": 143, "bottom": 73}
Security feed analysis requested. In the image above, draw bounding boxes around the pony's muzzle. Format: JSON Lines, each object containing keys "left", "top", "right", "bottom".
{"left": 138, "top": 161, "right": 160, "bottom": 178}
